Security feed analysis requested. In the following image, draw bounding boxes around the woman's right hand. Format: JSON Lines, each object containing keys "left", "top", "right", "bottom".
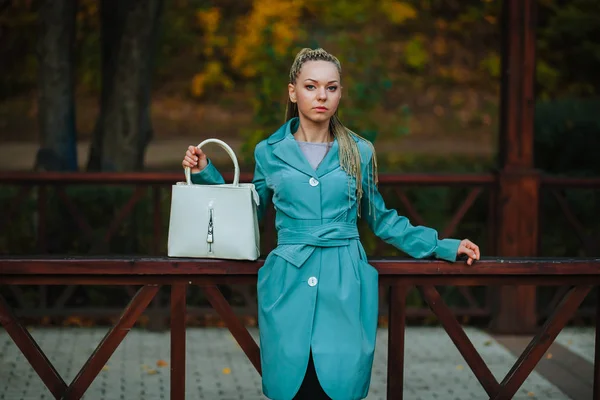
{"left": 182, "top": 145, "right": 208, "bottom": 174}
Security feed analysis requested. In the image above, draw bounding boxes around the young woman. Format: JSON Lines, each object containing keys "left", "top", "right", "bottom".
{"left": 182, "top": 48, "right": 480, "bottom": 400}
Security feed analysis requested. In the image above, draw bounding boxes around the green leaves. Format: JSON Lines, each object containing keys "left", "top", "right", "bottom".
{"left": 404, "top": 36, "right": 429, "bottom": 70}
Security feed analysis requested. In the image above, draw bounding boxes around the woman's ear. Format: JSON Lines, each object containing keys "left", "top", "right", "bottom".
{"left": 288, "top": 83, "right": 296, "bottom": 103}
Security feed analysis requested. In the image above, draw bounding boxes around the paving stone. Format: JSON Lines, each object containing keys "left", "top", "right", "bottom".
{"left": 555, "top": 327, "right": 596, "bottom": 364}
{"left": 1, "top": 326, "right": 592, "bottom": 399}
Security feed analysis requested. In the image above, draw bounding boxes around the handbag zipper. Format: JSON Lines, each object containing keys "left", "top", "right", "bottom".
{"left": 207, "top": 208, "right": 214, "bottom": 253}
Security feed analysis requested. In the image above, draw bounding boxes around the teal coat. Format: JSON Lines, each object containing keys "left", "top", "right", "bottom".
{"left": 192, "top": 118, "right": 460, "bottom": 400}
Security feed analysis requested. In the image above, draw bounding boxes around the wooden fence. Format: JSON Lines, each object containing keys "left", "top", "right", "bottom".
{"left": 0, "top": 172, "right": 598, "bottom": 326}
{"left": 1, "top": 257, "right": 600, "bottom": 399}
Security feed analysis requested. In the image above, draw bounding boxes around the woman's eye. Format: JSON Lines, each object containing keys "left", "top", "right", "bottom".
{"left": 306, "top": 85, "right": 316, "bottom": 90}
{"left": 327, "top": 86, "right": 338, "bottom": 91}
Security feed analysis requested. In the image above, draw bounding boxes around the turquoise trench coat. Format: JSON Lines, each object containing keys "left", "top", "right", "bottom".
{"left": 192, "top": 117, "right": 461, "bottom": 400}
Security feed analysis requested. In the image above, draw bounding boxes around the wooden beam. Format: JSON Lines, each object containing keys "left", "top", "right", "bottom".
{"left": 492, "top": 286, "right": 591, "bottom": 399}
{"left": 419, "top": 286, "right": 500, "bottom": 396}
{"left": 202, "top": 285, "right": 262, "bottom": 374}
{"left": 62, "top": 285, "right": 159, "bottom": 399}
{"left": 492, "top": 0, "right": 540, "bottom": 334}
{"left": 0, "top": 294, "right": 67, "bottom": 399}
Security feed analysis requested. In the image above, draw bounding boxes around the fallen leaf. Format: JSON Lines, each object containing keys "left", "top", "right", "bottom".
{"left": 147, "top": 369, "right": 158, "bottom": 375}
{"left": 546, "top": 353, "right": 553, "bottom": 359}
{"left": 527, "top": 391, "right": 535, "bottom": 397}
{"left": 157, "top": 360, "right": 168, "bottom": 367}
{"left": 102, "top": 366, "right": 109, "bottom": 372}
{"left": 567, "top": 340, "right": 573, "bottom": 345}
{"left": 222, "top": 367, "right": 231, "bottom": 374}
{"left": 456, "top": 365, "right": 464, "bottom": 371}
{"left": 483, "top": 340, "right": 493, "bottom": 346}
{"left": 62, "top": 316, "right": 83, "bottom": 327}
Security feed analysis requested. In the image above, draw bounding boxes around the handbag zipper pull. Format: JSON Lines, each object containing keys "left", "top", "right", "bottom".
{"left": 207, "top": 208, "right": 214, "bottom": 252}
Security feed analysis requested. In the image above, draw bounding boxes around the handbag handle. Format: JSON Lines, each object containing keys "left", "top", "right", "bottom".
{"left": 184, "top": 138, "right": 240, "bottom": 186}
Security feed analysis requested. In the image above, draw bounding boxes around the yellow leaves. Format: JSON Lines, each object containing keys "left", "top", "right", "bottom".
{"left": 231, "top": 0, "right": 304, "bottom": 76}
{"left": 527, "top": 392, "right": 535, "bottom": 397}
{"left": 456, "top": 364, "right": 464, "bottom": 371}
{"left": 404, "top": 35, "right": 429, "bottom": 70}
{"left": 102, "top": 365, "right": 110, "bottom": 372}
{"left": 62, "top": 316, "right": 84, "bottom": 327}
{"left": 196, "top": 8, "right": 221, "bottom": 35}
{"left": 272, "top": 22, "right": 296, "bottom": 56}
{"left": 157, "top": 360, "right": 169, "bottom": 367}
{"left": 191, "top": 62, "right": 234, "bottom": 98}
{"left": 484, "top": 15, "right": 497, "bottom": 25}
{"left": 191, "top": 74, "right": 206, "bottom": 98}
{"left": 546, "top": 352, "right": 553, "bottom": 359}
{"left": 222, "top": 367, "right": 231, "bottom": 374}
{"left": 195, "top": 7, "right": 228, "bottom": 57}
{"left": 480, "top": 52, "right": 501, "bottom": 78}
{"left": 142, "top": 364, "right": 158, "bottom": 375}
{"left": 381, "top": 1, "right": 417, "bottom": 25}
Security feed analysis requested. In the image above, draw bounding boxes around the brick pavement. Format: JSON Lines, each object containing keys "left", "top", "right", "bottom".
{"left": 1, "top": 327, "right": 590, "bottom": 400}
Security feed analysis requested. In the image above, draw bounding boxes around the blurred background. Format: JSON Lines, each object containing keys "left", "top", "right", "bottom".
{"left": 2, "top": 0, "right": 598, "bottom": 173}
{"left": 0, "top": 0, "right": 599, "bottom": 328}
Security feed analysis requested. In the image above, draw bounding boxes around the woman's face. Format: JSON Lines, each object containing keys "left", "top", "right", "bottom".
{"left": 289, "top": 60, "right": 342, "bottom": 124}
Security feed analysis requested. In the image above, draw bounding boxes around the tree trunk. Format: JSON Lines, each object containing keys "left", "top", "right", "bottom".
{"left": 36, "top": 0, "right": 78, "bottom": 171}
{"left": 87, "top": 0, "right": 163, "bottom": 172}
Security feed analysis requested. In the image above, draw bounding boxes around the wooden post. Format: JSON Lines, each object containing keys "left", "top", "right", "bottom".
{"left": 490, "top": 0, "right": 539, "bottom": 334}
{"left": 387, "top": 285, "right": 407, "bottom": 399}
{"left": 171, "top": 284, "right": 187, "bottom": 400}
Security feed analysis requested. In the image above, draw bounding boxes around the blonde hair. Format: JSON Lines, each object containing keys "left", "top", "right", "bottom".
{"left": 285, "top": 47, "right": 378, "bottom": 217}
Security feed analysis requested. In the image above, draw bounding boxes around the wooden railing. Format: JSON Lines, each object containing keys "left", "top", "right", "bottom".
{"left": 1, "top": 257, "right": 599, "bottom": 399}
{"left": 0, "top": 172, "right": 498, "bottom": 323}
{"left": 0, "top": 171, "right": 497, "bottom": 254}
{"left": 0, "top": 172, "right": 598, "bottom": 327}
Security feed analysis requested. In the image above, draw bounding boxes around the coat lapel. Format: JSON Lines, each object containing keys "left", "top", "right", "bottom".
{"left": 268, "top": 117, "right": 361, "bottom": 178}
{"left": 271, "top": 122, "right": 317, "bottom": 177}
{"left": 315, "top": 139, "right": 339, "bottom": 177}
{"left": 316, "top": 133, "right": 360, "bottom": 177}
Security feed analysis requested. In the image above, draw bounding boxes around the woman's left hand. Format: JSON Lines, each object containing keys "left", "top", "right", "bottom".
{"left": 457, "top": 239, "right": 480, "bottom": 265}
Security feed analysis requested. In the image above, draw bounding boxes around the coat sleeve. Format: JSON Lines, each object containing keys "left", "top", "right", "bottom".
{"left": 252, "top": 146, "right": 273, "bottom": 222}
{"left": 359, "top": 149, "right": 460, "bottom": 262}
{"left": 190, "top": 147, "right": 273, "bottom": 222}
{"left": 190, "top": 159, "right": 225, "bottom": 185}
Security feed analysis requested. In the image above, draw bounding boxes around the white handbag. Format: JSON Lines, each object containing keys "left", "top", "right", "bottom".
{"left": 167, "top": 138, "right": 260, "bottom": 260}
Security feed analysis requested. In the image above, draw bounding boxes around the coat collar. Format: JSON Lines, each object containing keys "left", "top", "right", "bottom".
{"left": 268, "top": 117, "right": 358, "bottom": 178}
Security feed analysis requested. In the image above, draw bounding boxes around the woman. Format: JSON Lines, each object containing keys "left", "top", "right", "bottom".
{"left": 182, "top": 48, "right": 480, "bottom": 400}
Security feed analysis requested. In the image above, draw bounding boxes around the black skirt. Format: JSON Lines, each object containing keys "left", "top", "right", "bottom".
{"left": 293, "top": 351, "right": 331, "bottom": 400}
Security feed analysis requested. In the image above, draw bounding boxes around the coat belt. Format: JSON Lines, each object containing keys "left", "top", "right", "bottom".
{"left": 272, "top": 222, "right": 359, "bottom": 268}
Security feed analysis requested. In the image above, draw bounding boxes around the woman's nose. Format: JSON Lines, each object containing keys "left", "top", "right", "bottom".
{"left": 317, "top": 88, "right": 327, "bottom": 100}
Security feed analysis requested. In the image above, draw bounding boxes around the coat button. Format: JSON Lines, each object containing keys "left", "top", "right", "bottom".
{"left": 308, "top": 277, "right": 318, "bottom": 287}
{"left": 309, "top": 177, "right": 319, "bottom": 186}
